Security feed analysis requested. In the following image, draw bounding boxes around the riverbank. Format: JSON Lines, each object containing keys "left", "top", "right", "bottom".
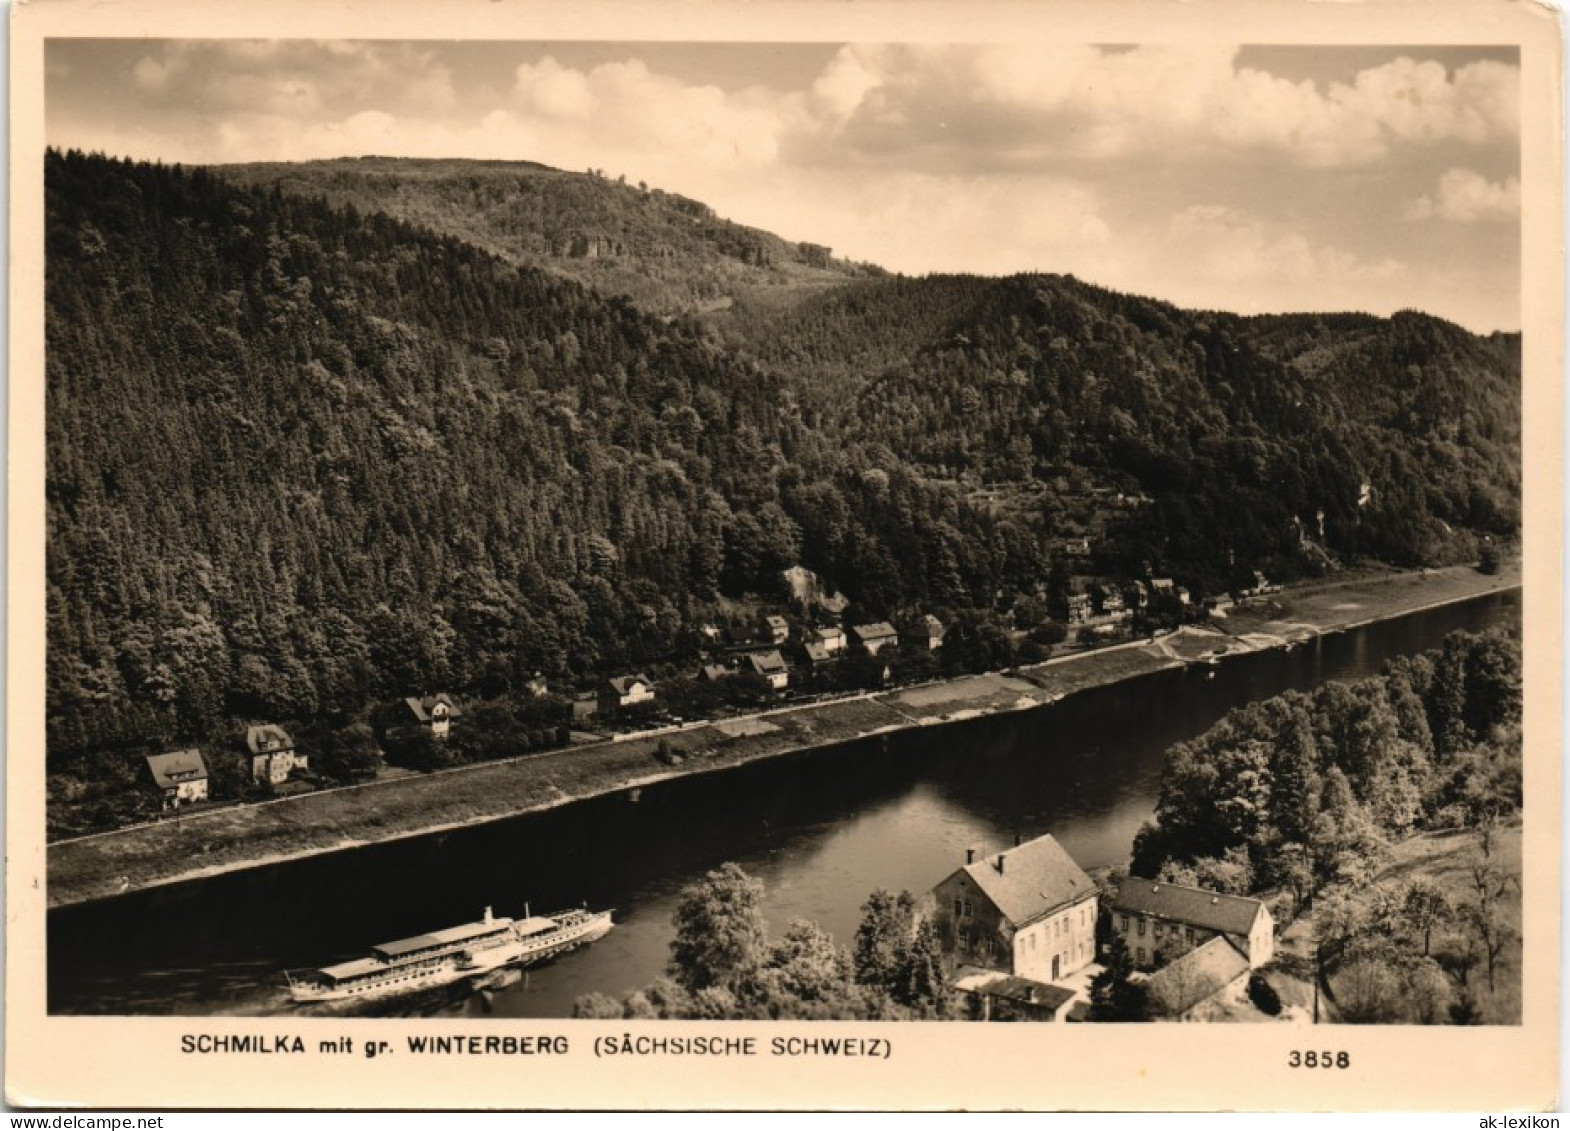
{"left": 46, "top": 562, "right": 1520, "bottom": 908}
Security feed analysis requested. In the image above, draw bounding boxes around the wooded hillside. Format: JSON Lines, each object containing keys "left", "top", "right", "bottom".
{"left": 45, "top": 150, "right": 1521, "bottom": 807}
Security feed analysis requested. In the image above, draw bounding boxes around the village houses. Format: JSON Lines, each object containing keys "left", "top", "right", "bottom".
{"left": 746, "top": 650, "right": 790, "bottom": 690}
{"left": 810, "top": 625, "right": 847, "bottom": 655}
{"left": 401, "top": 693, "right": 462, "bottom": 740}
{"left": 599, "top": 674, "right": 656, "bottom": 718}
{"left": 144, "top": 749, "right": 209, "bottom": 811}
{"left": 759, "top": 614, "right": 790, "bottom": 646}
{"left": 852, "top": 622, "right": 899, "bottom": 657}
{"left": 1066, "top": 593, "right": 1094, "bottom": 626}
{"left": 244, "top": 724, "right": 306, "bottom": 786}
{"left": 919, "top": 833, "right": 1099, "bottom": 986}
{"left": 920, "top": 614, "right": 946, "bottom": 650}
{"left": 1109, "top": 878, "right": 1275, "bottom": 970}
{"left": 802, "top": 640, "right": 834, "bottom": 666}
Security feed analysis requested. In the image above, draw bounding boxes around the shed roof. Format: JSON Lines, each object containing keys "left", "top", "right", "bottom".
{"left": 959, "top": 834, "right": 1096, "bottom": 928}
{"left": 953, "top": 967, "right": 1076, "bottom": 1012}
{"left": 1112, "top": 877, "right": 1267, "bottom": 937}
{"left": 145, "top": 749, "right": 208, "bottom": 789}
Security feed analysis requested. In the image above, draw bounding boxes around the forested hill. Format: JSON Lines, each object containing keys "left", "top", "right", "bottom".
{"left": 43, "top": 150, "right": 1038, "bottom": 763}
{"left": 46, "top": 150, "right": 1520, "bottom": 778}
{"left": 217, "top": 157, "right": 880, "bottom": 319}
{"left": 741, "top": 275, "right": 1520, "bottom": 591}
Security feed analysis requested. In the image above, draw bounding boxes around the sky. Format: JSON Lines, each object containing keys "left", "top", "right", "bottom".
{"left": 45, "top": 40, "right": 1522, "bottom": 333}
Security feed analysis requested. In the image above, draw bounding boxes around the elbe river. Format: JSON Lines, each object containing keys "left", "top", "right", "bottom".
{"left": 48, "top": 591, "right": 1519, "bottom": 1017}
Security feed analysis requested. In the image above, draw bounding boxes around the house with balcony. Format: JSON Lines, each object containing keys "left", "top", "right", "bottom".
{"left": 144, "top": 749, "right": 209, "bottom": 811}
{"left": 245, "top": 724, "right": 305, "bottom": 786}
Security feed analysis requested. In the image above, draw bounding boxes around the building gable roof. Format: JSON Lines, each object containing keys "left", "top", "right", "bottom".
{"left": 852, "top": 622, "right": 898, "bottom": 641}
{"left": 145, "top": 749, "right": 208, "bottom": 789}
{"left": 1144, "top": 935, "right": 1249, "bottom": 1016}
{"left": 608, "top": 675, "right": 652, "bottom": 696}
{"left": 245, "top": 724, "right": 294, "bottom": 755}
{"left": 1112, "top": 878, "right": 1267, "bottom": 937}
{"left": 404, "top": 694, "right": 461, "bottom": 722}
{"left": 960, "top": 834, "right": 1096, "bottom": 927}
{"left": 747, "top": 650, "right": 788, "bottom": 676}
{"left": 803, "top": 641, "right": 832, "bottom": 663}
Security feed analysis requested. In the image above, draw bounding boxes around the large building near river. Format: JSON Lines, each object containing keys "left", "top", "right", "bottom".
{"left": 919, "top": 833, "right": 1099, "bottom": 984}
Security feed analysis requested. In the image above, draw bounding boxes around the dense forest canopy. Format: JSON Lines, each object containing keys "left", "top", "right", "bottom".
{"left": 45, "top": 150, "right": 1521, "bottom": 790}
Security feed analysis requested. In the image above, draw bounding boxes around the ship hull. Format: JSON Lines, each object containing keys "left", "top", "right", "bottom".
{"left": 288, "top": 908, "right": 613, "bottom": 1004}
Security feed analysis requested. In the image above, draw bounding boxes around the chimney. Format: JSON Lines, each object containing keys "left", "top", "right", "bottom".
{"left": 996, "top": 853, "right": 1007, "bottom": 875}
{"left": 1014, "top": 831, "right": 1022, "bottom": 847}
{"left": 965, "top": 848, "right": 976, "bottom": 865}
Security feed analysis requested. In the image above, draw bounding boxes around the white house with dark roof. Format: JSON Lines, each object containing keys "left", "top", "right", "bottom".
{"left": 919, "top": 833, "right": 1099, "bottom": 984}
{"left": 746, "top": 650, "right": 790, "bottom": 690}
{"left": 144, "top": 749, "right": 209, "bottom": 810}
{"left": 402, "top": 694, "right": 462, "bottom": 740}
{"left": 599, "top": 674, "right": 655, "bottom": 717}
{"left": 811, "top": 625, "right": 847, "bottom": 655}
{"left": 852, "top": 622, "right": 899, "bottom": 656}
{"left": 245, "top": 724, "right": 305, "bottom": 785}
{"left": 1110, "top": 877, "right": 1274, "bottom": 969}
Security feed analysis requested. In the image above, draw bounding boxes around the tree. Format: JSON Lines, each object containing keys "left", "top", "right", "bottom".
{"left": 746, "top": 919, "right": 861, "bottom": 1019}
{"left": 318, "top": 722, "right": 382, "bottom": 783}
{"left": 1465, "top": 860, "right": 1518, "bottom": 993}
{"left": 572, "top": 992, "right": 624, "bottom": 1019}
{"left": 1401, "top": 879, "right": 1453, "bottom": 957}
{"left": 1088, "top": 934, "right": 1149, "bottom": 1022}
{"left": 893, "top": 919, "right": 955, "bottom": 1017}
{"left": 668, "top": 862, "right": 768, "bottom": 993}
{"left": 853, "top": 889, "right": 917, "bottom": 988}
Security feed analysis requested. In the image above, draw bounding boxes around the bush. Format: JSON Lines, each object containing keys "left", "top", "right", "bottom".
{"left": 1247, "top": 972, "right": 1282, "bottom": 1016}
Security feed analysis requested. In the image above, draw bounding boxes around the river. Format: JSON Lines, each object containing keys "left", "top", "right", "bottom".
{"left": 47, "top": 590, "right": 1519, "bottom": 1017}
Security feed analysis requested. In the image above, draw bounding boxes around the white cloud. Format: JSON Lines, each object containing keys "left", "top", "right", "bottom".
{"left": 778, "top": 45, "right": 1519, "bottom": 171}
{"left": 1150, "top": 205, "right": 1406, "bottom": 311}
{"left": 514, "top": 57, "right": 596, "bottom": 120}
{"left": 1406, "top": 168, "right": 1521, "bottom": 223}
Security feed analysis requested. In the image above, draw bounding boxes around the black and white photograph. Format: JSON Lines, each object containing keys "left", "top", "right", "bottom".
{"left": 9, "top": 0, "right": 1561, "bottom": 1112}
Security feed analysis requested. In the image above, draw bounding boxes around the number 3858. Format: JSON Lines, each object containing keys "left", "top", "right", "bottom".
{"left": 1289, "top": 1051, "right": 1350, "bottom": 1069}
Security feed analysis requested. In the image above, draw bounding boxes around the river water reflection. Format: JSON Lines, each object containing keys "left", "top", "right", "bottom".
{"left": 48, "top": 591, "right": 1519, "bottom": 1016}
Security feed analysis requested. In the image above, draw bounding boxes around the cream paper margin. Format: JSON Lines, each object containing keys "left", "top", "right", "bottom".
{"left": 7, "top": 0, "right": 1562, "bottom": 1111}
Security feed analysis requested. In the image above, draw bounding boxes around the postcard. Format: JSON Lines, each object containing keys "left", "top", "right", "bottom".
{"left": 8, "top": 0, "right": 1561, "bottom": 1111}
